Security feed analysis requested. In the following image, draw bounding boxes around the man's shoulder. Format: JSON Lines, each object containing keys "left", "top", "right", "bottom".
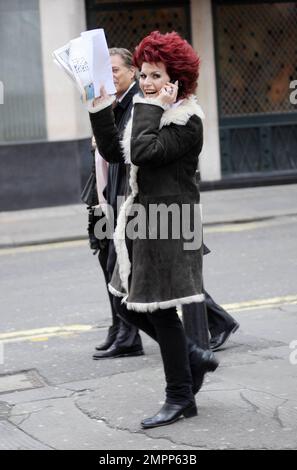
{"left": 122, "top": 82, "right": 139, "bottom": 107}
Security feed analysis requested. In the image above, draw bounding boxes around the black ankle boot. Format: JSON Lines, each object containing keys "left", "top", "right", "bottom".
{"left": 95, "top": 326, "right": 119, "bottom": 351}
{"left": 141, "top": 401, "right": 197, "bottom": 429}
{"left": 189, "top": 346, "right": 219, "bottom": 394}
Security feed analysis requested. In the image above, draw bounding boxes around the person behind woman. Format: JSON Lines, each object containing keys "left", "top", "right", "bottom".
{"left": 88, "top": 31, "right": 218, "bottom": 429}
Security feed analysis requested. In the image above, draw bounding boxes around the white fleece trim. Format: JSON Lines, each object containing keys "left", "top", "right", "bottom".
{"left": 113, "top": 195, "right": 133, "bottom": 292}
{"left": 108, "top": 283, "right": 126, "bottom": 298}
{"left": 87, "top": 95, "right": 116, "bottom": 113}
{"left": 133, "top": 94, "right": 169, "bottom": 110}
{"left": 121, "top": 114, "right": 133, "bottom": 164}
{"left": 112, "top": 163, "right": 139, "bottom": 292}
{"left": 160, "top": 95, "right": 205, "bottom": 126}
{"left": 115, "top": 94, "right": 205, "bottom": 296}
{"left": 124, "top": 293, "right": 205, "bottom": 313}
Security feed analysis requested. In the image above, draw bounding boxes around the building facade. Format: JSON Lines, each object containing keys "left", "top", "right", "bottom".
{"left": 0, "top": 0, "right": 296, "bottom": 210}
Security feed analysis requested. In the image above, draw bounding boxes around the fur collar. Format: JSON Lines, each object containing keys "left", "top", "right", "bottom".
{"left": 133, "top": 93, "right": 205, "bottom": 125}
{"left": 121, "top": 94, "right": 204, "bottom": 164}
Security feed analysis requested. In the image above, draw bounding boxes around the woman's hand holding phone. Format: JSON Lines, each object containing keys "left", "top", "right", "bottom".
{"left": 158, "top": 80, "right": 178, "bottom": 106}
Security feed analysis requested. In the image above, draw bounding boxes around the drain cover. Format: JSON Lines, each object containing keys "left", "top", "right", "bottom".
{"left": 0, "top": 370, "right": 45, "bottom": 395}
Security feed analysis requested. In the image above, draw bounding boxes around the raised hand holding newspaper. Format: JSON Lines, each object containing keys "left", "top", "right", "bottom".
{"left": 53, "top": 29, "right": 116, "bottom": 102}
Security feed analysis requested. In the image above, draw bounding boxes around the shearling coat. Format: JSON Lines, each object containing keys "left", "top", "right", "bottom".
{"left": 107, "top": 94, "right": 206, "bottom": 312}
{"left": 88, "top": 83, "right": 138, "bottom": 272}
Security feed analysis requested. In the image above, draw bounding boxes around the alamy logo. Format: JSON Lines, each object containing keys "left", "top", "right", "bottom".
{"left": 93, "top": 198, "right": 203, "bottom": 250}
{"left": 289, "top": 340, "right": 297, "bottom": 365}
{"left": 289, "top": 80, "right": 297, "bottom": 105}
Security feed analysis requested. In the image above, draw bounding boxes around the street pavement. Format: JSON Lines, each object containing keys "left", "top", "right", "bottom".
{"left": 1, "top": 184, "right": 297, "bottom": 248}
{"left": 0, "top": 184, "right": 297, "bottom": 450}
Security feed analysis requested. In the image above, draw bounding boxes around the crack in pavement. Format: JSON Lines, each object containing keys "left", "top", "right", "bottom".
{"left": 273, "top": 399, "right": 289, "bottom": 429}
{"left": 239, "top": 391, "right": 260, "bottom": 413}
{"left": 73, "top": 399, "right": 206, "bottom": 450}
{"left": 10, "top": 405, "right": 53, "bottom": 427}
{"left": 240, "top": 389, "right": 294, "bottom": 430}
{"left": 63, "top": 387, "right": 96, "bottom": 394}
{"left": 2, "top": 393, "right": 76, "bottom": 407}
{"left": 6, "top": 417, "right": 56, "bottom": 450}
{"left": 56, "top": 367, "right": 158, "bottom": 391}
{"left": 245, "top": 386, "right": 297, "bottom": 404}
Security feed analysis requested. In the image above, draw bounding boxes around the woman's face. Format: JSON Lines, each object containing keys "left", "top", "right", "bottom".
{"left": 139, "top": 62, "right": 170, "bottom": 98}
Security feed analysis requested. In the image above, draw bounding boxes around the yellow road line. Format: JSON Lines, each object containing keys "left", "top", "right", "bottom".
{"left": 1, "top": 295, "right": 296, "bottom": 345}
{"left": 205, "top": 221, "right": 264, "bottom": 234}
{"left": 4, "top": 332, "right": 76, "bottom": 344}
{"left": 0, "top": 324, "right": 95, "bottom": 344}
{"left": 222, "top": 294, "right": 297, "bottom": 312}
{"left": 0, "top": 240, "right": 87, "bottom": 256}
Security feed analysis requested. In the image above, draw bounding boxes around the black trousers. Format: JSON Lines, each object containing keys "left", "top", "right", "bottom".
{"left": 205, "top": 290, "right": 236, "bottom": 336}
{"left": 116, "top": 299, "right": 194, "bottom": 405}
{"left": 98, "top": 242, "right": 120, "bottom": 337}
{"left": 98, "top": 241, "right": 141, "bottom": 349}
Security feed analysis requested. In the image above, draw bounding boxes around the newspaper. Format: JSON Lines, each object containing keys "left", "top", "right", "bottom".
{"left": 53, "top": 43, "right": 76, "bottom": 82}
{"left": 53, "top": 29, "right": 116, "bottom": 102}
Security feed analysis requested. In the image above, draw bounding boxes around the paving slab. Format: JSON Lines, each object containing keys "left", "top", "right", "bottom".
{"left": 9, "top": 397, "right": 201, "bottom": 450}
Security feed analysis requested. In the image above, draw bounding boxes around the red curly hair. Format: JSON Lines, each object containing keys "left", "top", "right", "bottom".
{"left": 133, "top": 31, "right": 200, "bottom": 99}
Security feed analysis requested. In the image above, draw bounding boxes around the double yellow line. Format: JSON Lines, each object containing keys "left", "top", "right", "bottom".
{"left": 222, "top": 294, "right": 297, "bottom": 312}
{"left": 0, "top": 240, "right": 87, "bottom": 256}
{"left": 0, "top": 324, "right": 94, "bottom": 344}
{"left": 0, "top": 295, "right": 296, "bottom": 345}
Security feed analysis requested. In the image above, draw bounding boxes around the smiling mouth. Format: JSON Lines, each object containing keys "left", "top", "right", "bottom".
{"left": 144, "top": 91, "right": 157, "bottom": 96}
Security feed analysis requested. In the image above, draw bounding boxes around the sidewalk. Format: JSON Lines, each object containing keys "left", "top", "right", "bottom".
{"left": 1, "top": 184, "right": 297, "bottom": 248}
{"left": 1, "top": 304, "right": 297, "bottom": 450}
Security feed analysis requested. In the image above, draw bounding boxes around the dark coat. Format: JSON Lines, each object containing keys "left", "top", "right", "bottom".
{"left": 86, "top": 82, "right": 139, "bottom": 272}
{"left": 84, "top": 82, "right": 139, "bottom": 213}
{"left": 108, "top": 95, "right": 206, "bottom": 312}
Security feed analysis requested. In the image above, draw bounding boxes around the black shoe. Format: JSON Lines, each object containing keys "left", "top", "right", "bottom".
{"left": 93, "top": 343, "right": 144, "bottom": 360}
{"left": 189, "top": 347, "right": 219, "bottom": 394}
{"left": 95, "top": 326, "right": 119, "bottom": 351}
{"left": 141, "top": 401, "right": 197, "bottom": 429}
{"left": 210, "top": 321, "right": 240, "bottom": 351}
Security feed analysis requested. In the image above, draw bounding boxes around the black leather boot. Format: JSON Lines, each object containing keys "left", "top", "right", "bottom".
{"left": 189, "top": 346, "right": 219, "bottom": 394}
{"left": 210, "top": 321, "right": 239, "bottom": 351}
{"left": 95, "top": 325, "right": 119, "bottom": 351}
{"left": 141, "top": 401, "right": 197, "bottom": 429}
{"left": 93, "top": 342, "right": 144, "bottom": 359}
{"left": 93, "top": 320, "right": 144, "bottom": 359}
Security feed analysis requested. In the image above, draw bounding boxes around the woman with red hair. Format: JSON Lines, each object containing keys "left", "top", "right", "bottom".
{"left": 133, "top": 30, "right": 200, "bottom": 100}
{"left": 88, "top": 31, "right": 218, "bottom": 429}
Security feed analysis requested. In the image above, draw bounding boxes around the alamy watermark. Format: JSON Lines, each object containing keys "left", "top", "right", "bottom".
{"left": 93, "top": 197, "right": 203, "bottom": 250}
{"left": 0, "top": 80, "right": 3, "bottom": 104}
{"left": 289, "top": 80, "right": 297, "bottom": 105}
